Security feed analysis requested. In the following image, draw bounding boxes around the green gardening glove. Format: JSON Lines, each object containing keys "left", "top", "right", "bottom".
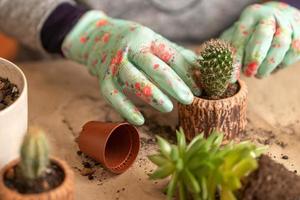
{"left": 221, "top": 2, "right": 300, "bottom": 79}
{"left": 62, "top": 11, "right": 200, "bottom": 125}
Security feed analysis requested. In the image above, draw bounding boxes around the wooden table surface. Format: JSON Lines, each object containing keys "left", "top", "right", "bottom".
{"left": 18, "top": 59, "right": 300, "bottom": 200}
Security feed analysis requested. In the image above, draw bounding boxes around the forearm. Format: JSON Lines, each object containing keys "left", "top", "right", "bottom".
{"left": 0, "top": 0, "right": 75, "bottom": 51}
{"left": 263, "top": 0, "right": 300, "bottom": 8}
{"left": 281, "top": 0, "right": 300, "bottom": 8}
{"left": 41, "top": 3, "right": 88, "bottom": 54}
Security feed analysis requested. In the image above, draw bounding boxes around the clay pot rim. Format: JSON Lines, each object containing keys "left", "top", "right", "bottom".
{"left": 193, "top": 79, "right": 247, "bottom": 103}
{"left": 0, "top": 156, "right": 73, "bottom": 198}
{"left": 0, "top": 57, "right": 27, "bottom": 115}
{"left": 101, "top": 122, "right": 140, "bottom": 171}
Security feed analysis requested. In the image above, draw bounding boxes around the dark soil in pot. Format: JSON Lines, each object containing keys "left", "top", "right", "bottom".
{"left": 4, "top": 161, "right": 64, "bottom": 194}
{"left": 0, "top": 77, "right": 19, "bottom": 110}
{"left": 200, "top": 82, "right": 239, "bottom": 100}
{"left": 238, "top": 155, "right": 300, "bottom": 200}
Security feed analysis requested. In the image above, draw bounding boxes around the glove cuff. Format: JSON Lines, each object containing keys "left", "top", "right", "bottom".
{"left": 61, "top": 10, "right": 108, "bottom": 63}
{"left": 41, "top": 3, "right": 89, "bottom": 55}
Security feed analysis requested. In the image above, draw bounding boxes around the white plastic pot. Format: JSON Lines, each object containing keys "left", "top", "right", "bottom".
{"left": 0, "top": 58, "right": 28, "bottom": 168}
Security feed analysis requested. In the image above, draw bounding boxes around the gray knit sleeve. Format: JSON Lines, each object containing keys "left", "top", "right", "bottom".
{"left": 0, "top": 0, "right": 75, "bottom": 51}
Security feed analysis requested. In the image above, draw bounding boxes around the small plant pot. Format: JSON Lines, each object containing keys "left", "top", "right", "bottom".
{"left": 0, "top": 58, "right": 28, "bottom": 168}
{"left": 0, "top": 157, "right": 74, "bottom": 200}
{"left": 178, "top": 79, "right": 247, "bottom": 141}
{"left": 78, "top": 121, "right": 140, "bottom": 174}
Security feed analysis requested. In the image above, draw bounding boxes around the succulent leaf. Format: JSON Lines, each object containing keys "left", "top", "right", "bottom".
{"left": 171, "top": 145, "right": 180, "bottom": 161}
{"left": 156, "top": 136, "right": 172, "bottom": 158}
{"left": 253, "top": 146, "right": 268, "bottom": 157}
{"left": 150, "top": 162, "right": 175, "bottom": 179}
{"left": 186, "top": 136, "right": 206, "bottom": 160}
{"left": 188, "top": 152, "right": 210, "bottom": 170}
{"left": 183, "top": 169, "right": 200, "bottom": 194}
{"left": 178, "top": 181, "right": 187, "bottom": 200}
{"left": 187, "top": 133, "right": 204, "bottom": 150}
{"left": 221, "top": 187, "right": 236, "bottom": 200}
{"left": 148, "top": 154, "right": 169, "bottom": 166}
{"left": 199, "top": 176, "right": 208, "bottom": 200}
{"left": 232, "top": 158, "right": 258, "bottom": 179}
{"left": 167, "top": 172, "right": 179, "bottom": 200}
{"left": 176, "top": 158, "right": 184, "bottom": 171}
{"left": 176, "top": 128, "right": 187, "bottom": 156}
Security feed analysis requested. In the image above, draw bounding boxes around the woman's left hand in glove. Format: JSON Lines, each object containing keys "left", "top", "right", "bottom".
{"left": 221, "top": 2, "right": 300, "bottom": 79}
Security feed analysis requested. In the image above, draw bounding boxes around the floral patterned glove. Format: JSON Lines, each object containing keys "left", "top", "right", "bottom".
{"left": 221, "top": 2, "right": 300, "bottom": 79}
{"left": 62, "top": 11, "right": 200, "bottom": 125}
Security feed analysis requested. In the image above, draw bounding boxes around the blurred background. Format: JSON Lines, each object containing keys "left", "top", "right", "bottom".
{"left": 0, "top": 33, "right": 45, "bottom": 62}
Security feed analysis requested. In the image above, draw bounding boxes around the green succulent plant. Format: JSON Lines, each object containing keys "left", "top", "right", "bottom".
{"left": 198, "top": 39, "right": 235, "bottom": 99}
{"left": 148, "top": 128, "right": 265, "bottom": 200}
{"left": 18, "top": 127, "right": 50, "bottom": 180}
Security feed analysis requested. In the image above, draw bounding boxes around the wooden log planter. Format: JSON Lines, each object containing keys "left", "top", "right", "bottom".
{"left": 178, "top": 79, "right": 248, "bottom": 141}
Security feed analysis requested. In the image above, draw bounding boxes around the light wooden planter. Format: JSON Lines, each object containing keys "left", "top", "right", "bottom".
{"left": 178, "top": 80, "right": 247, "bottom": 141}
{"left": 0, "top": 157, "right": 74, "bottom": 200}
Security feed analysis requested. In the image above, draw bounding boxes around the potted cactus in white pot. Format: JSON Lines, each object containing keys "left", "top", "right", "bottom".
{"left": 0, "top": 127, "right": 74, "bottom": 200}
{"left": 0, "top": 58, "right": 28, "bottom": 168}
{"left": 178, "top": 39, "right": 247, "bottom": 141}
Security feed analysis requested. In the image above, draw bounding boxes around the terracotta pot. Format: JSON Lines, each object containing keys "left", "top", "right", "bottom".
{"left": 78, "top": 121, "right": 140, "bottom": 174}
{"left": 0, "top": 157, "right": 74, "bottom": 200}
{"left": 178, "top": 79, "right": 247, "bottom": 141}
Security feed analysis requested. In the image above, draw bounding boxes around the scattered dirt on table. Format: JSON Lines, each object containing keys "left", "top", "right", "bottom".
{"left": 4, "top": 162, "right": 64, "bottom": 194}
{"left": 238, "top": 155, "right": 300, "bottom": 200}
{"left": 275, "top": 140, "right": 288, "bottom": 148}
{"left": 141, "top": 115, "right": 176, "bottom": 144}
{"left": 135, "top": 115, "right": 177, "bottom": 176}
{"left": 136, "top": 116, "right": 178, "bottom": 177}
{"left": 114, "top": 187, "right": 127, "bottom": 200}
{"left": 0, "top": 77, "right": 20, "bottom": 110}
{"left": 240, "top": 120, "right": 288, "bottom": 149}
{"left": 140, "top": 137, "right": 156, "bottom": 149}
{"left": 74, "top": 150, "right": 113, "bottom": 185}
{"left": 62, "top": 118, "right": 76, "bottom": 137}
{"left": 280, "top": 123, "right": 297, "bottom": 136}
{"left": 82, "top": 161, "right": 92, "bottom": 168}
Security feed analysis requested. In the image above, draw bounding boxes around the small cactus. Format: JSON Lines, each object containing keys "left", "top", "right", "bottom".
{"left": 18, "top": 127, "right": 49, "bottom": 180}
{"left": 197, "top": 39, "right": 234, "bottom": 99}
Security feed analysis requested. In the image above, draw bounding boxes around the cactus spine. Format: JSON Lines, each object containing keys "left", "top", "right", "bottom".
{"left": 18, "top": 127, "right": 49, "bottom": 180}
{"left": 198, "top": 39, "right": 234, "bottom": 99}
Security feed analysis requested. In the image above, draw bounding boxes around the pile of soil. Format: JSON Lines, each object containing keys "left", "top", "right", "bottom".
{"left": 239, "top": 155, "right": 300, "bottom": 200}
{"left": 0, "top": 77, "right": 20, "bottom": 110}
{"left": 4, "top": 162, "right": 65, "bottom": 194}
{"left": 200, "top": 82, "right": 239, "bottom": 100}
